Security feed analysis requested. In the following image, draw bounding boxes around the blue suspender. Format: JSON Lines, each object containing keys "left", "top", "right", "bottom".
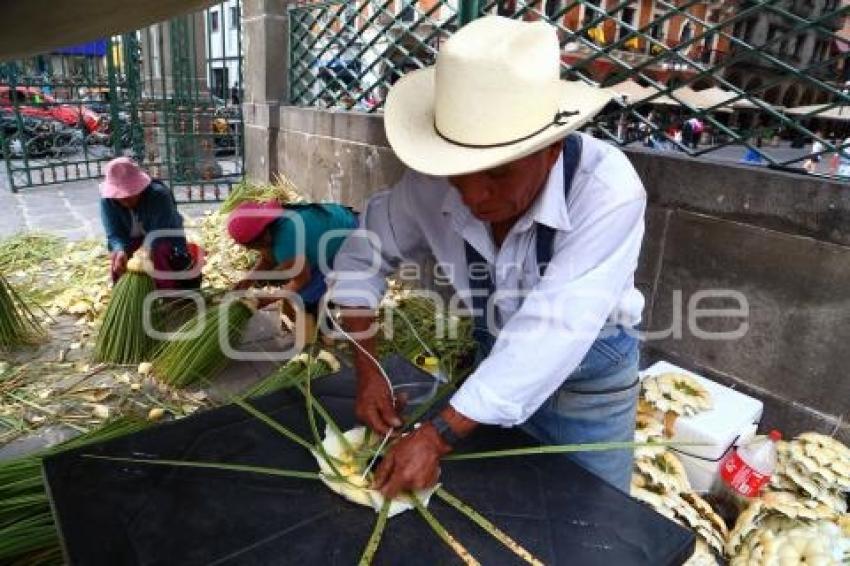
{"left": 464, "top": 134, "right": 583, "bottom": 361}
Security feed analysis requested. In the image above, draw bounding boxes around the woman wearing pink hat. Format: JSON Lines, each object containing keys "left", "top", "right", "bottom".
{"left": 99, "top": 157, "right": 200, "bottom": 289}
{"left": 226, "top": 200, "right": 358, "bottom": 334}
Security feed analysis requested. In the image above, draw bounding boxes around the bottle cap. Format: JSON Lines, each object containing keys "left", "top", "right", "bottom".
{"left": 768, "top": 430, "right": 782, "bottom": 441}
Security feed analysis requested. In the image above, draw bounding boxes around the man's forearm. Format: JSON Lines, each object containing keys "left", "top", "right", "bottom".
{"left": 437, "top": 405, "right": 479, "bottom": 440}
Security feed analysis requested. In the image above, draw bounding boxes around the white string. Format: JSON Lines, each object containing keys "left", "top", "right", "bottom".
{"left": 326, "top": 307, "right": 393, "bottom": 393}
{"left": 326, "top": 307, "right": 395, "bottom": 480}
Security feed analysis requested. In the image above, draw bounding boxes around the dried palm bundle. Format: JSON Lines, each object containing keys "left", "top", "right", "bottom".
{"left": 151, "top": 298, "right": 257, "bottom": 388}
{"left": 220, "top": 175, "right": 303, "bottom": 214}
{"left": 93, "top": 251, "right": 158, "bottom": 364}
{"left": 730, "top": 521, "right": 848, "bottom": 566}
{"left": 631, "top": 482, "right": 728, "bottom": 559}
{"left": 0, "top": 272, "right": 44, "bottom": 349}
{"left": 727, "top": 492, "right": 848, "bottom": 565}
{"left": 634, "top": 412, "right": 667, "bottom": 458}
{"left": 769, "top": 433, "right": 850, "bottom": 514}
{"left": 631, "top": 394, "right": 728, "bottom": 562}
{"left": 195, "top": 210, "right": 256, "bottom": 289}
{"left": 641, "top": 373, "right": 712, "bottom": 437}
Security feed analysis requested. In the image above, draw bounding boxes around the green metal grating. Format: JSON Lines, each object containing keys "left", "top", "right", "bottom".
{"left": 288, "top": 0, "right": 850, "bottom": 179}
{"left": 0, "top": 1, "right": 244, "bottom": 203}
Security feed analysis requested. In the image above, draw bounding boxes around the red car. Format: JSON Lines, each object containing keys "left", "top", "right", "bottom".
{"left": 0, "top": 86, "right": 101, "bottom": 133}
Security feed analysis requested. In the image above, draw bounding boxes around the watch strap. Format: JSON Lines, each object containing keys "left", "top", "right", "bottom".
{"left": 430, "top": 414, "right": 461, "bottom": 446}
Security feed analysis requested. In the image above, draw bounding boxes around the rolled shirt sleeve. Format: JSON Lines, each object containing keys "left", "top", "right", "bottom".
{"left": 449, "top": 195, "right": 646, "bottom": 427}
{"left": 328, "top": 172, "right": 427, "bottom": 308}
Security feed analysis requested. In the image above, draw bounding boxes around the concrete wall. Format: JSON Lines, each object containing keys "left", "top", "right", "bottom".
{"left": 252, "top": 105, "right": 850, "bottom": 443}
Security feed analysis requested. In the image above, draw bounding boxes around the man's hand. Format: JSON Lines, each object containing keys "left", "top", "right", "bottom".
{"left": 372, "top": 423, "right": 451, "bottom": 499}
{"left": 355, "top": 370, "right": 403, "bottom": 436}
{"left": 111, "top": 251, "right": 128, "bottom": 279}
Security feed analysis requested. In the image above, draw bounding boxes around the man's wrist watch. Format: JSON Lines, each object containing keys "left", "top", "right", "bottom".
{"left": 430, "top": 414, "right": 461, "bottom": 446}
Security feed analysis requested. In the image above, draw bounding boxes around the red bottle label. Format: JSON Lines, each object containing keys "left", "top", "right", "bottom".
{"left": 719, "top": 451, "right": 770, "bottom": 498}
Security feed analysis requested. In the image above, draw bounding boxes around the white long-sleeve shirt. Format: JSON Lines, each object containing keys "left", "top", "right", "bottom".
{"left": 328, "top": 134, "right": 646, "bottom": 427}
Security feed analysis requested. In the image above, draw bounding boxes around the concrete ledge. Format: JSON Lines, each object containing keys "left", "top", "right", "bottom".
{"left": 277, "top": 128, "right": 403, "bottom": 206}
{"left": 243, "top": 102, "right": 281, "bottom": 128}
{"left": 626, "top": 147, "right": 850, "bottom": 247}
{"left": 280, "top": 106, "right": 389, "bottom": 147}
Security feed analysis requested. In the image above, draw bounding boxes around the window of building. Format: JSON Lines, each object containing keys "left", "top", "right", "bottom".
{"left": 793, "top": 34, "right": 805, "bottom": 59}
{"left": 708, "top": 9, "right": 721, "bottom": 22}
{"left": 210, "top": 10, "right": 220, "bottom": 32}
{"left": 767, "top": 24, "right": 780, "bottom": 41}
{"left": 743, "top": 20, "right": 756, "bottom": 43}
{"left": 582, "top": 0, "right": 602, "bottom": 26}
{"left": 618, "top": 7, "right": 636, "bottom": 41}
{"left": 230, "top": 6, "right": 239, "bottom": 29}
{"left": 649, "top": 12, "right": 667, "bottom": 41}
{"left": 545, "top": 0, "right": 562, "bottom": 20}
{"left": 679, "top": 22, "right": 692, "bottom": 43}
{"left": 702, "top": 32, "right": 715, "bottom": 63}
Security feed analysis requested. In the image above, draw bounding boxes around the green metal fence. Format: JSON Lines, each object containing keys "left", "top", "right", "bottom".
{"left": 0, "top": 1, "right": 244, "bottom": 202}
{"left": 288, "top": 0, "right": 850, "bottom": 179}
{"left": 0, "top": 36, "right": 143, "bottom": 190}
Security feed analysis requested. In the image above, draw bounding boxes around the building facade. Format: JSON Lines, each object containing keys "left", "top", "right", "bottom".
{"left": 723, "top": 0, "right": 844, "bottom": 106}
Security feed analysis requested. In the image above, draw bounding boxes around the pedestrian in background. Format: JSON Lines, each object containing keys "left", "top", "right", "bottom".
{"left": 688, "top": 116, "right": 704, "bottom": 149}
{"left": 837, "top": 137, "right": 850, "bottom": 177}
{"left": 803, "top": 130, "right": 825, "bottom": 174}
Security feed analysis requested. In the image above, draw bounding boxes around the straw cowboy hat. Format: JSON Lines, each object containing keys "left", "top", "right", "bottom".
{"left": 384, "top": 16, "right": 613, "bottom": 177}
{"left": 100, "top": 157, "right": 151, "bottom": 199}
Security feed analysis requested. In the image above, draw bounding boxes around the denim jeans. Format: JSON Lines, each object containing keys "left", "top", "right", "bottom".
{"left": 522, "top": 325, "right": 640, "bottom": 493}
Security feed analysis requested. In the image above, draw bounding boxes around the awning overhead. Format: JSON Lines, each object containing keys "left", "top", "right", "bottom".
{"left": 785, "top": 104, "right": 850, "bottom": 121}
{"left": 0, "top": 0, "right": 217, "bottom": 61}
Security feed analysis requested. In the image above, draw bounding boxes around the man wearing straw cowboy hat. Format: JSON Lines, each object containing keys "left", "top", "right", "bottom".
{"left": 329, "top": 16, "right": 646, "bottom": 496}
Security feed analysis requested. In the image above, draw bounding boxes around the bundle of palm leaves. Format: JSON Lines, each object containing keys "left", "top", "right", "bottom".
{"left": 378, "top": 296, "right": 475, "bottom": 380}
{"left": 0, "top": 272, "right": 44, "bottom": 349}
{"left": 0, "top": 417, "right": 149, "bottom": 565}
{"left": 151, "top": 298, "right": 256, "bottom": 388}
{"left": 220, "top": 175, "right": 302, "bottom": 214}
{"left": 245, "top": 349, "right": 341, "bottom": 398}
{"left": 93, "top": 252, "right": 158, "bottom": 364}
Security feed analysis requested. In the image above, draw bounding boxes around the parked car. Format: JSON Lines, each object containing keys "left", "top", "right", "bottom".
{"left": 0, "top": 86, "right": 101, "bottom": 133}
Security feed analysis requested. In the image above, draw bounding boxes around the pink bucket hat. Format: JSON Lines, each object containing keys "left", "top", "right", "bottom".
{"left": 100, "top": 157, "right": 151, "bottom": 199}
{"left": 227, "top": 201, "right": 284, "bottom": 245}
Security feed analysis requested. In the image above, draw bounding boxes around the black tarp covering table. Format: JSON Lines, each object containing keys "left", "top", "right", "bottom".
{"left": 43, "top": 361, "right": 695, "bottom": 565}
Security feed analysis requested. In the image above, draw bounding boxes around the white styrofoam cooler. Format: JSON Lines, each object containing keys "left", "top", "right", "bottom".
{"left": 640, "top": 361, "right": 764, "bottom": 492}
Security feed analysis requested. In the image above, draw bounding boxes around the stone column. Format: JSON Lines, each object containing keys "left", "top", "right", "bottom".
{"left": 242, "top": 0, "right": 289, "bottom": 183}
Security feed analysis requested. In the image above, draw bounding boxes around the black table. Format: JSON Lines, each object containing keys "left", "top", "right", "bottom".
{"left": 44, "top": 360, "right": 694, "bottom": 565}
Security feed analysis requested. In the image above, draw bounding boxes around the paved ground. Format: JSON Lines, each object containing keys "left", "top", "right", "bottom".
{"left": 0, "top": 176, "right": 218, "bottom": 240}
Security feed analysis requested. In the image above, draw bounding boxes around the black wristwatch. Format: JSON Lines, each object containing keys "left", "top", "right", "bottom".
{"left": 430, "top": 414, "right": 461, "bottom": 446}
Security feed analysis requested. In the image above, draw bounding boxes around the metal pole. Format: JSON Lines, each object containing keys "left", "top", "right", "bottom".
{"left": 458, "top": 0, "right": 480, "bottom": 27}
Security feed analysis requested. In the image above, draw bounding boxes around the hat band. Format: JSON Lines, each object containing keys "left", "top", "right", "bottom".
{"left": 434, "top": 109, "right": 580, "bottom": 149}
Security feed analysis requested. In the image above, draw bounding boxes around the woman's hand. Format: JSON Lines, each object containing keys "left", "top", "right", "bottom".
{"left": 111, "top": 251, "right": 128, "bottom": 279}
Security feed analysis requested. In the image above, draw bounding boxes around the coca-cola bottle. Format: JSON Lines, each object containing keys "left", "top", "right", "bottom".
{"left": 710, "top": 430, "right": 781, "bottom": 523}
